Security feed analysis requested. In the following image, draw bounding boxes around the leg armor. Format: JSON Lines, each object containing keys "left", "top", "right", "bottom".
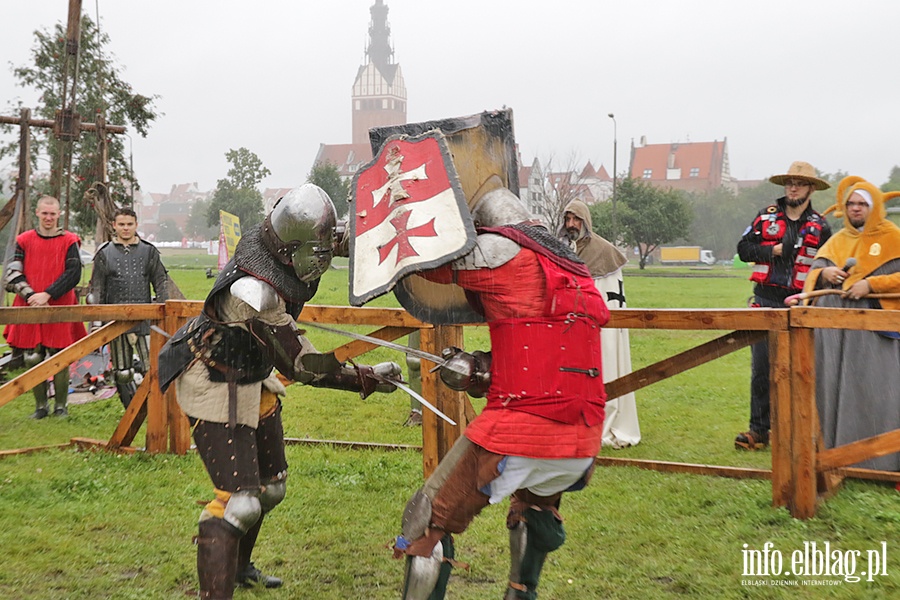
{"left": 196, "top": 517, "right": 240, "bottom": 600}
{"left": 235, "top": 406, "right": 287, "bottom": 589}
{"left": 33, "top": 346, "right": 69, "bottom": 417}
{"left": 26, "top": 346, "right": 49, "bottom": 419}
{"left": 504, "top": 498, "right": 566, "bottom": 600}
{"left": 110, "top": 335, "right": 138, "bottom": 408}
{"left": 396, "top": 437, "right": 502, "bottom": 599}
{"left": 193, "top": 420, "right": 264, "bottom": 599}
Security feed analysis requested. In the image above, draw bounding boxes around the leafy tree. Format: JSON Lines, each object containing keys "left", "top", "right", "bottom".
{"left": 615, "top": 177, "right": 692, "bottom": 269}
{"left": 0, "top": 15, "right": 158, "bottom": 234}
{"left": 185, "top": 198, "right": 218, "bottom": 240}
{"left": 307, "top": 161, "right": 350, "bottom": 218}
{"left": 881, "top": 166, "right": 900, "bottom": 193}
{"left": 157, "top": 219, "right": 182, "bottom": 243}
{"left": 206, "top": 148, "right": 270, "bottom": 229}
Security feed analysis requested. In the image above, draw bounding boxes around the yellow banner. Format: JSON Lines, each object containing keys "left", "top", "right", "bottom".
{"left": 219, "top": 211, "right": 242, "bottom": 260}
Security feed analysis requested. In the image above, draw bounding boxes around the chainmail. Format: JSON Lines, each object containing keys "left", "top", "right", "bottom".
{"left": 231, "top": 225, "right": 315, "bottom": 304}
{"left": 507, "top": 223, "right": 585, "bottom": 265}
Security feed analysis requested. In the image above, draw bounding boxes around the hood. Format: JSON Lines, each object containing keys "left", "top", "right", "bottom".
{"left": 807, "top": 176, "right": 900, "bottom": 301}
{"left": 559, "top": 199, "right": 627, "bottom": 277}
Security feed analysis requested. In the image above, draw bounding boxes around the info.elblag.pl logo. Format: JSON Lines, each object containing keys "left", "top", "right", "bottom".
{"left": 741, "top": 541, "right": 888, "bottom": 585}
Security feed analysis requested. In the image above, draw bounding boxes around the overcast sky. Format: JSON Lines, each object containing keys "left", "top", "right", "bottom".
{"left": 1, "top": 0, "right": 899, "bottom": 195}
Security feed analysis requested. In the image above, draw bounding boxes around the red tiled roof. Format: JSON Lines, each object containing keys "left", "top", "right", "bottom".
{"left": 630, "top": 141, "right": 724, "bottom": 181}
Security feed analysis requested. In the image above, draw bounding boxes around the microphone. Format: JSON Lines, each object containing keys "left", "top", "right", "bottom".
{"left": 842, "top": 257, "right": 857, "bottom": 273}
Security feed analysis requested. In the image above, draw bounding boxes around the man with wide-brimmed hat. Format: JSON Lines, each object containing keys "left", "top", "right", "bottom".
{"left": 735, "top": 161, "right": 832, "bottom": 450}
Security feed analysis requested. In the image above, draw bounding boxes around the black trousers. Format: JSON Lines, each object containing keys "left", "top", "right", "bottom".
{"left": 748, "top": 295, "right": 784, "bottom": 433}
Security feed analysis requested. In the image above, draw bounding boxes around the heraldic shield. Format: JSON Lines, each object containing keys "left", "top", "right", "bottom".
{"left": 355, "top": 109, "right": 520, "bottom": 324}
{"left": 348, "top": 131, "right": 477, "bottom": 308}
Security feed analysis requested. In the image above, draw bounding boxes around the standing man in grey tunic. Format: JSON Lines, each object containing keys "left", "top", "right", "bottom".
{"left": 89, "top": 207, "right": 169, "bottom": 407}
{"left": 800, "top": 176, "right": 900, "bottom": 471}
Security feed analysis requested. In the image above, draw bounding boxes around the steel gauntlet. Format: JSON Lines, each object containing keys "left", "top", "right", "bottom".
{"left": 309, "top": 360, "right": 402, "bottom": 399}
{"left": 439, "top": 347, "right": 492, "bottom": 398}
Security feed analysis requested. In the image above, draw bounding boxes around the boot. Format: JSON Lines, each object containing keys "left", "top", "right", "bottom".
{"left": 52, "top": 369, "right": 69, "bottom": 417}
{"left": 197, "top": 518, "right": 240, "bottom": 599}
{"left": 117, "top": 381, "right": 137, "bottom": 409}
{"left": 235, "top": 515, "right": 282, "bottom": 588}
{"left": 31, "top": 382, "right": 49, "bottom": 420}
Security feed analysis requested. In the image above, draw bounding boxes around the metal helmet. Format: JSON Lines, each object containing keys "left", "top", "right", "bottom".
{"left": 262, "top": 184, "right": 337, "bottom": 282}
{"left": 470, "top": 187, "right": 534, "bottom": 227}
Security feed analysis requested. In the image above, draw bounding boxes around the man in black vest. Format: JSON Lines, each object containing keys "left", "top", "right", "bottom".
{"left": 735, "top": 161, "right": 831, "bottom": 450}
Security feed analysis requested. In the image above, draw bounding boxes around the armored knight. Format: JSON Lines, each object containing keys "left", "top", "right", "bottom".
{"left": 158, "top": 184, "right": 401, "bottom": 599}
{"left": 89, "top": 207, "right": 169, "bottom": 407}
{"left": 394, "top": 187, "right": 609, "bottom": 600}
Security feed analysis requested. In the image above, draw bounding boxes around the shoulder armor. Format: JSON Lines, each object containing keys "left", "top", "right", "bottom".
{"left": 765, "top": 206, "right": 778, "bottom": 214}
{"left": 453, "top": 233, "right": 520, "bottom": 270}
{"left": 230, "top": 277, "right": 281, "bottom": 313}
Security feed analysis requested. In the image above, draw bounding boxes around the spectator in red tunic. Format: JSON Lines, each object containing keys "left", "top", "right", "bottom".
{"left": 4, "top": 196, "right": 87, "bottom": 418}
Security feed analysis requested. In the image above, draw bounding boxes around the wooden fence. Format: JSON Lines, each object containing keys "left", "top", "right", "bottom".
{"left": 1, "top": 302, "right": 899, "bottom": 519}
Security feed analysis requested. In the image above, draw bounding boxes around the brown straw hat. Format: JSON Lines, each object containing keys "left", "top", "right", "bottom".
{"left": 768, "top": 161, "right": 830, "bottom": 191}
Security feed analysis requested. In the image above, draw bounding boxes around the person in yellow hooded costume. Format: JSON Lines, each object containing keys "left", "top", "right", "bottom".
{"left": 803, "top": 175, "right": 900, "bottom": 471}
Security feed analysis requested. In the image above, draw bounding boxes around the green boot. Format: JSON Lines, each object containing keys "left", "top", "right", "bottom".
{"left": 31, "top": 382, "right": 49, "bottom": 420}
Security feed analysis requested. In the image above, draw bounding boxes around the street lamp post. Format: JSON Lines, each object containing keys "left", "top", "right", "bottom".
{"left": 607, "top": 113, "right": 617, "bottom": 243}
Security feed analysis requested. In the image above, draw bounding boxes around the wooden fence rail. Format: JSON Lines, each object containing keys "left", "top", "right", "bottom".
{"left": 1, "top": 303, "right": 898, "bottom": 519}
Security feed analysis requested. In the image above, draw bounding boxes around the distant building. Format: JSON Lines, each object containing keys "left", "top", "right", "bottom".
{"left": 519, "top": 158, "right": 614, "bottom": 227}
{"left": 317, "top": 1, "right": 407, "bottom": 180}
{"left": 629, "top": 137, "right": 735, "bottom": 193}
{"left": 352, "top": 0, "right": 407, "bottom": 144}
{"left": 262, "top": 187, "right": 293, "bottom": 214}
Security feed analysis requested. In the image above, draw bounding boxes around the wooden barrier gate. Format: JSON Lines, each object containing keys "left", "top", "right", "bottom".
{"left": 1, "top": 303, "right": 899, "bottom": 519}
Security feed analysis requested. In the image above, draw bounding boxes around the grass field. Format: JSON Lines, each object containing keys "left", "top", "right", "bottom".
{"left": 0, "top": 264, "right": 897, "bottom": 599}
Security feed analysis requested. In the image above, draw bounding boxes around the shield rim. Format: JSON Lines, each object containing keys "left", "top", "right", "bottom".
{"left": 348, "top": 130, "right": 476, "bottom": 306}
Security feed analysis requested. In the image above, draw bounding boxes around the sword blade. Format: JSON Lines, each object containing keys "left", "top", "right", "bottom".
{"left": 371, "top": 374, "right": 457, "bottom": 426}
{"left": 298, "top": 320, "right": 447, "bottom": 366}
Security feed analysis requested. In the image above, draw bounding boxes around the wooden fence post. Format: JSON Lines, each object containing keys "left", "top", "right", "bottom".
{"left": 769, "top": 330, "right": 791, "bottom": 508}
{"left": 789, "top": 326, "right": 817, "bottom": 518}
{"left": 164, "top": 302, "right": 191, "bottom": 454}
{"left": 419, "top": 323, "right": 467, "bottom": 478}
{"left": 146, "top": 323, "right": 168, "bottom": 454}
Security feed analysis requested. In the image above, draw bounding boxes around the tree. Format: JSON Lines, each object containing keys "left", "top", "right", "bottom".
{"left": 532, "top": 154, "right": 592, "bottom": 234}
{"left": 157, "top": 219, "right": 182, "bottom": 243}
{"left": 0, "top": 15, "right": 159, "bottom": 234}
{"left": 206, "top": 148, "right": 270, "bottom": 229}
{"left": 615, "top": 177, "right": 692, "bottom": 269}
{"left": 881, "top": 166, "right": 900, "bottom": 193}
{"left": 307, "top": 161, "right": 350, "bottom": 218}
{"left": 185, "top": 198, "right": 218, "bottom": 240}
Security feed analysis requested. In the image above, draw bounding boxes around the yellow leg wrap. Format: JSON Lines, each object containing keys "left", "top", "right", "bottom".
{"left": 201, "top": 488, "right": 232, "bottom": 520}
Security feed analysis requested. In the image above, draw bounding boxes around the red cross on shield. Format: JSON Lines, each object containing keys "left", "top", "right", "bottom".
{"left": 349, "top": 131, "right": 475, "bottom": 306}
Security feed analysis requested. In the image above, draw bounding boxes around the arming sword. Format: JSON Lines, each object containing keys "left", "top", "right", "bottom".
{"left": 298, "top": 320, "right": 462, "bottom": 426}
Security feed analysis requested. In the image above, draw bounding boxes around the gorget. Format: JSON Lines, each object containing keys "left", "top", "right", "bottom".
{"left": 479, "top": 224, "right": 590, "bottom": 278}
{"left": 228, "top": 225, "right": 318, "bottom": 312}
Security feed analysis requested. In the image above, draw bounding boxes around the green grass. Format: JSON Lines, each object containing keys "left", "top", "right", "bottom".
{"left": 0, "top": 266, "right": 897, "bottom": 599}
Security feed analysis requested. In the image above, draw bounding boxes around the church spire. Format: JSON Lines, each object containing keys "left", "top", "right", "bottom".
{"left": 366, "top": 0, "right": 394, "bottom": 72}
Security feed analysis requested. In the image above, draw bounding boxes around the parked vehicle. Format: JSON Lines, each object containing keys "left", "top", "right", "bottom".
{"left": 659, "top": 246, "right": 715, "bottom": 266}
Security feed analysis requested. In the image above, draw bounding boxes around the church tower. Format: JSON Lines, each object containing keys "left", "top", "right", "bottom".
{"left": 351, "top": 0, "right": 407, "bottom": 144}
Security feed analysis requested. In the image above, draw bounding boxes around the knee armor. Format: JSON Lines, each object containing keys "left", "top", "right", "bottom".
{"left": 24, "top": 347, "right": 46, "bottom": 368}
{"left": 259, "top": 479, "right": 286, "bottom": 513}
{"left": 223, "top": 490, "right": 262, "bottom": 534}
{"left": 115, "top": 368, "right": 135, "bottom": 384}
